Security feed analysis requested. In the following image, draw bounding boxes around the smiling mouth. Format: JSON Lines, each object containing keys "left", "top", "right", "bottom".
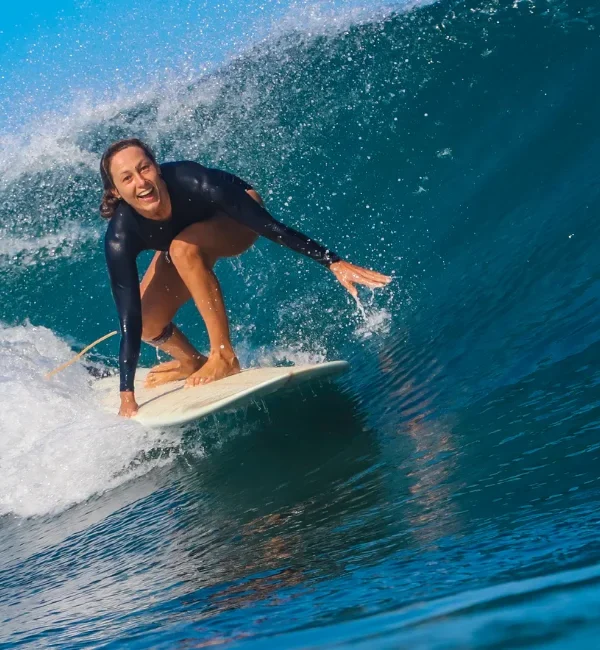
{"left": 137, "top": 188, "right": 157, "bottom": 201}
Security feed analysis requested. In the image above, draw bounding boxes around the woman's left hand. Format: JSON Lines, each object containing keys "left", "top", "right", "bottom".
{"left": 330, "top": 260, "right": 392, "bottom": 298}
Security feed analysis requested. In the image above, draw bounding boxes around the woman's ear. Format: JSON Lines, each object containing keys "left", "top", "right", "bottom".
{"left": 112, "top": 188, "right": 122, "bottom": 200}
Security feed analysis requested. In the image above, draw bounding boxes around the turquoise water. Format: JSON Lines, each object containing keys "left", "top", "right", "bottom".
{"left": 2, "top": 0, "right": 600, "bottom": 646}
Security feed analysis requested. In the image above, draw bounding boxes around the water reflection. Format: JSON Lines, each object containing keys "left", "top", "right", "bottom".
{"left": 374, "top": 336, "right": 465, "bottom": 548}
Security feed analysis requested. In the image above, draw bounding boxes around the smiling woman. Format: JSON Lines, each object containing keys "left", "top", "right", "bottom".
{"left": 100, "top": 138, "right": 391, "bottom": 417}
{"left": 100, "top": 139, "right": 164, "bottom": 218}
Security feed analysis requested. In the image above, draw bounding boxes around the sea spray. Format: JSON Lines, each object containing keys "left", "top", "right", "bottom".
{"left": 0, "top": 323, "right": 177, "bottom": 518}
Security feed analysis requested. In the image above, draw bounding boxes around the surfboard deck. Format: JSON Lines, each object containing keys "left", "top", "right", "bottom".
{"left": 93, "top": 361, "right": 349, "bottom": 427}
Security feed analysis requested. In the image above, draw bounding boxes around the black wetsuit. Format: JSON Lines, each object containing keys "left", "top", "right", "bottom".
{"left": 105, "top": 161, "right": 340, "bottom": 392}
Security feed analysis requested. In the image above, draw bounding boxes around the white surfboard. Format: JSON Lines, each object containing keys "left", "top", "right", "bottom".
{"left": 93, "top": 361, "right": 349, "bottom": 427}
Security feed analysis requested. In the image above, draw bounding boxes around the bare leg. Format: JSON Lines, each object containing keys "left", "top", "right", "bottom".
{"left": 168, "top": 211, "right": 259, "bottom": 386}
{"left": 140, "top": 251, "right": 207, "bottom": 387}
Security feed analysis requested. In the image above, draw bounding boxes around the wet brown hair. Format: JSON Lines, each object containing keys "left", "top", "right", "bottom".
{"left": 99, "top": 138, "right": 158, "bottom": 218}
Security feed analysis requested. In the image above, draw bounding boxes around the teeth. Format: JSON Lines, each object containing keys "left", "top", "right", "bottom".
{"left": 138, "top": 189, "right": 153, "bottom": 197}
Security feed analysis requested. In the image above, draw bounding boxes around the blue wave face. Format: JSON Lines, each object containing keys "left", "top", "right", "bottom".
{"left": 1, "top": 0, "right": 600, "bottom": 648}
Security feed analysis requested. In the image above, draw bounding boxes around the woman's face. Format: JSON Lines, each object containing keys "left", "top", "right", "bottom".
{"left": 109, "top": 147, "right": 168, "bottom": 217}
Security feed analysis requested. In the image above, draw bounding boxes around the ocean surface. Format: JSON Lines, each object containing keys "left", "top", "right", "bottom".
{"left": 2, "top": 0, "right": 600, "bottom": 647}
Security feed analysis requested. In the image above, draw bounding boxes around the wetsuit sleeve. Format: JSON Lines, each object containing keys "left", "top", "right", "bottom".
{"left": 104, "top": 226, "right": 143, "bottom": 392}
{"left": 202, "top": 170, "right": 341, "bottom": 267}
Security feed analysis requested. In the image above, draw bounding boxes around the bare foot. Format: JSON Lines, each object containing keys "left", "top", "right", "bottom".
{"left": 144, "top": 357, "right": 206, "bottom": 388}
{"left": 185, "top": 351, "right": 241, "bottom": 387}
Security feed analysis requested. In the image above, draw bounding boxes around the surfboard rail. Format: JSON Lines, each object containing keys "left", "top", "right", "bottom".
{"left": 93, "top": 361, "right": 349, "bottom": 427}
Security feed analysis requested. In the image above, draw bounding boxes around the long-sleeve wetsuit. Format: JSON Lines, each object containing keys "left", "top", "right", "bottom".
{"left": 104, "top": 161, "right": 340, "bottom": 392}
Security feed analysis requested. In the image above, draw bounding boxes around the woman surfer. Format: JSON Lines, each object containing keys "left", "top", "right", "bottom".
{"left": 101, "top": 138, "right": 391, "bottom": 417}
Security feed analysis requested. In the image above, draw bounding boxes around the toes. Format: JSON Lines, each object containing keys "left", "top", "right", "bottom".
{"left": 184, "top": 374, "right": 216, "bottom": 387}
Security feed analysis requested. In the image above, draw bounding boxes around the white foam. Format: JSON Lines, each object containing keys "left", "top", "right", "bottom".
{"left": 352, "top": 292, "right": 393, "bottom": 339}
{"left": 269, "top": 0, "right": 432, "bottom": 40}
{"left": 0, "top": 99, "right": 148, "bottom": 188}
{"left": 354, "top": 306, "right": 393, "bottom": 339}
{"left": 0, "top": 129, "right": 99, "bottom": 187}
{"left": 237, "top": 341, "right": 328, "bottom": 368}
{"left": 0, "top": 323, "right": 178, "bottom": 519}
{"left": 0, "top": 225, "right": 99, "bottom": 267}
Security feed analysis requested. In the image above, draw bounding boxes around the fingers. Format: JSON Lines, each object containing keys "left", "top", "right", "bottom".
{"left": 119, "top": 407, "right": 138, "bottom": 418}
{"left": 332, "top": 261, "right": 392, "bottom": 297}
{"left": 352, "top": 265, "right": 390, "bottom": 278}
{"left": 344, "top": 271, "right": 389, "bottom": 289}
{"left": 334, "top": 262, "right": 392, "bottom": 287}
{"left": 366, "top": 271, "right": 392, "bottom": 284}
{"left": 353, "top": 276, "right": 389, "bottom": 289}
{"left": 339, "top": 276, "right": 358, "bottom": 298}
{"left": 349, "top": 267, "right": 392, "bottom": 285}
{"left": 185, "top": 375, "right": 215, "bottom": 387}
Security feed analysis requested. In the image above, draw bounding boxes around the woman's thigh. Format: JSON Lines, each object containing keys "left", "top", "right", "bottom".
{"left": 140, "top": 252, "right": 191, "bottom": 337}
{"left": 170, "top": 214, "right": 258, "bottom": 266}
{"left": 169, "top": 188, "right": 261, "bottom": 265}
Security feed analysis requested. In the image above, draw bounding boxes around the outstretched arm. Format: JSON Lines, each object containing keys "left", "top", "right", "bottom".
{"left": 205, "top": 175, "right": 391, "bottom": 294}
{"left": 205, "top": 177, "right": 341, "bottom": 267}
{"left": 105, "top": 230, "right": 142, "bottom": 417}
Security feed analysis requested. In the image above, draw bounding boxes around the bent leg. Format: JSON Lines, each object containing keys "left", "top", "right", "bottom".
{"left": 169, "top": 211, "right": 258, "bottom": 386}
{"left": 140, "top": 251, "right": 207, "bottom": 387}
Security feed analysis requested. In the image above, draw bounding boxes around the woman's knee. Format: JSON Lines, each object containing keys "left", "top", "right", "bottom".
{"left": 169, "top": 237, "right": 214, "bottom": 270}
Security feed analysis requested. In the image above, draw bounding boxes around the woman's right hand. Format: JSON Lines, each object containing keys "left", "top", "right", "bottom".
{"left": 330, "top": 260, "right": 392, "bottom": 298}
{"left": 119, "top": 391, "right": 139, "bottom": 418}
